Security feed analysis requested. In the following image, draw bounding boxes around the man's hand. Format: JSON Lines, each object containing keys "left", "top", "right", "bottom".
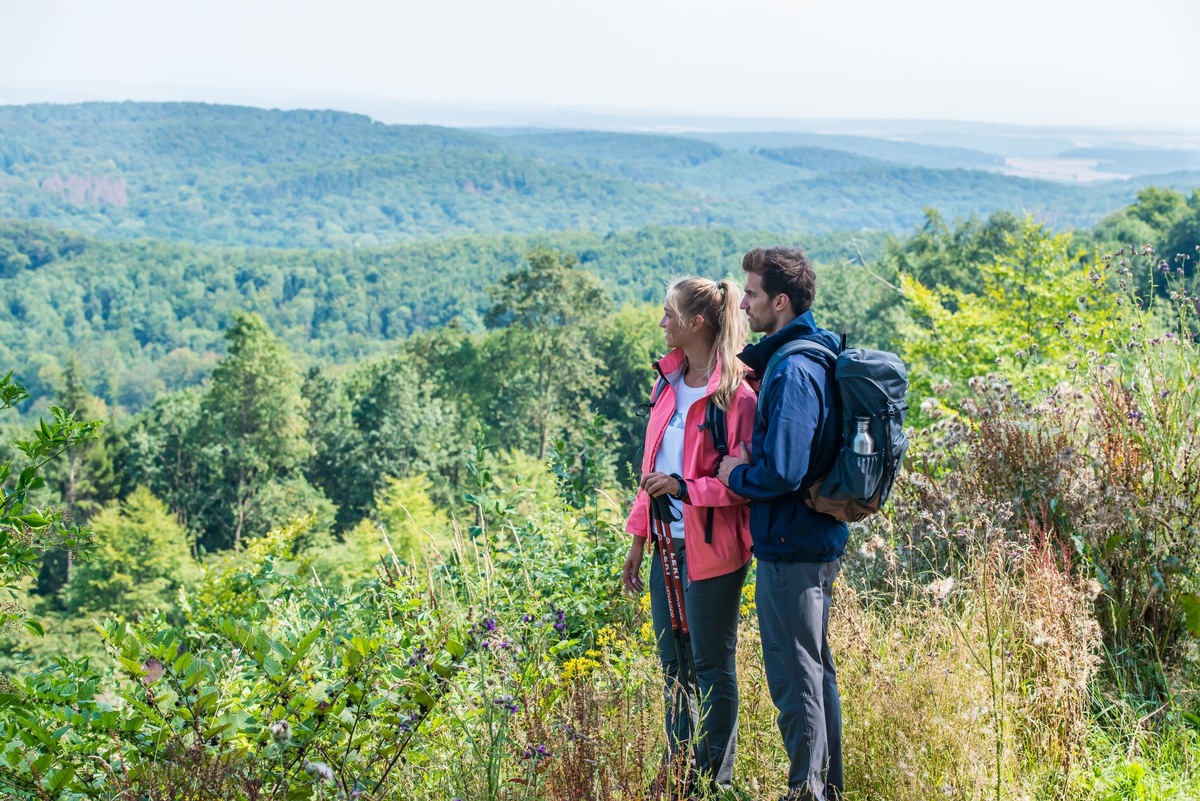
{"left": 716, "top": 442, "right": 751, "bottom": 486}
{"left": 640, "top": 471, "right": 680, "bottom": 498}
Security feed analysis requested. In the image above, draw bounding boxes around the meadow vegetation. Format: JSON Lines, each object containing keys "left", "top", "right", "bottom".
{"left": 1, "top": 188, "right": 1199, "bottom": 798}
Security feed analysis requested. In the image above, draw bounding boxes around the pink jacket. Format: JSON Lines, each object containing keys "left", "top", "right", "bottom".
{"left": 625, "top": 348, "right": 756, "bottom": 581}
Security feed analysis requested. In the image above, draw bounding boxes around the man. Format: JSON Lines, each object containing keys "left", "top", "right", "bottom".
{"left": 717, "top": 246, "right": 847, "bottom": 801}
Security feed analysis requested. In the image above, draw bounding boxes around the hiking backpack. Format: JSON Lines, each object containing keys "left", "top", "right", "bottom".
{"left": 758, "top": 340, "right": 910, "bottom": 523}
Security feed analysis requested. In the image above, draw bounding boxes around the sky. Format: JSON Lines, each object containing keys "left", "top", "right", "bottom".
{"left": 2, "top": 0, "right": 1199, "bottom": 131}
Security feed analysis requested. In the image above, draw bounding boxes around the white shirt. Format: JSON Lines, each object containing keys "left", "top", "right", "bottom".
{"left": 653, "top": 378, "right": 707, "bottom": 541}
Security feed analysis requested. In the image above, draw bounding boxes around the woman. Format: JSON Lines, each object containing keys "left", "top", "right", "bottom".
{"left": 623, "top": 276, "right": 757, "bottom": 794}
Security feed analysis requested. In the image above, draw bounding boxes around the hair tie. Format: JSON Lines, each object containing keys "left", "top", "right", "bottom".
{"left": 718, "top": 282, "right": 727, "bottom": 297}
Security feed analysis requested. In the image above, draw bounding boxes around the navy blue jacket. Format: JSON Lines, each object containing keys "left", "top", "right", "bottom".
{"left": 728, "top": 312, "right": 849, "bottom": 563}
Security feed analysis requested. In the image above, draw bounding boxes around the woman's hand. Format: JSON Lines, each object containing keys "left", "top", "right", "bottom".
{"left": 639, "top": 471, "right": 680, "bottom": 498}
{"left": 622, "top": 538, "right": 646, "bottom": 595}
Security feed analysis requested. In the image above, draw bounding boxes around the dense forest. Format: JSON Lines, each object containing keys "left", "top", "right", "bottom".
{"left": 1, "top": 103, "right": 1199, "bottom": 800}
{"left": 3, "top": 103, "right": 1199, "bottom": 247}
{"left": 0, "top": 221, "right": 893, "bottom": 412}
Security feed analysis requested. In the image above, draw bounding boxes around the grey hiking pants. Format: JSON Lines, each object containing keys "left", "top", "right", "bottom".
{"left": 649, "top": 543, "right": 749, "bottom": 787}
{"left": 756, "top": 559, "right": 844, "bottom": 801}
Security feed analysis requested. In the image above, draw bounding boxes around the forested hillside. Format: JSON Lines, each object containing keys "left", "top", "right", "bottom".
{"left": 4, "top": 182, "right": 1200, "bottom": 418}
{"left": 0, "top": 221, "right": 888, "bottom": 410}
{"left": 3, "top": 103, "right": 1197, "bottom": 247}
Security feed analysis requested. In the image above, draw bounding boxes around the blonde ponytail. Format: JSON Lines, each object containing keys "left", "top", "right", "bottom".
{"left": 712, "top": 278, "right": 747, "bottom": 410}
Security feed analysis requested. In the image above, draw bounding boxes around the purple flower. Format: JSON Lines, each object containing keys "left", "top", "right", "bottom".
{"left": 407, "top": 644, "right": 429, "bottom": 667}
{"left": 522, "top": 743, "right": 551, "bottom": 760}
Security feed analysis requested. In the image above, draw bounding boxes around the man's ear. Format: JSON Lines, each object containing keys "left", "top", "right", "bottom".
{"left": 772, "top": 293, "right": 789, "bottom": 313}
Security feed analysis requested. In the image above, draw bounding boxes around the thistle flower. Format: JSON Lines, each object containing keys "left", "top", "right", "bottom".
{"left": 304, "top": 761, "right": 335, "bottom": 783}
{"left": 141, "top": 658, "right": 165, "bottom": 684}
{"left": 859, "top": 534, "right": 886, "bottom": 558}
{"left": 924, "top": 577, "right": 954, "bottom": 603}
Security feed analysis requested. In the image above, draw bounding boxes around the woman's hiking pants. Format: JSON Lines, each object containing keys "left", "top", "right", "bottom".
{"left": 649, "top": 543, "right": 748, "bottom": 788}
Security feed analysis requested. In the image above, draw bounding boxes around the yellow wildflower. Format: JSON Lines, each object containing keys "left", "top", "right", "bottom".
{"left": 560, "top": 657, "right": 601, "bottom": 681}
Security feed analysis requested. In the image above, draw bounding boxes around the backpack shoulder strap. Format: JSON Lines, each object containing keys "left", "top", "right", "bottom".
{"left": 635, "top": 375, "right": 669, "bottom": 418}
{"left": 703, "top": 398, "right": 728, "bottom": 458}
{"left": 756, "top": 340, "right": 837, "bottom": 426}
{"left": 701, "top": 398, "right": 727, "bottom": 544}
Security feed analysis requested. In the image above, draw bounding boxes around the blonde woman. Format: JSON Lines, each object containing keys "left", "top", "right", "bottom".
{"left": 623, "top": 277, "right": 756, "bottom": 794}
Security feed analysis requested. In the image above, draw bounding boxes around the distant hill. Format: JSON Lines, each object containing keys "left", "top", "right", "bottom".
{"left": 1060, "top": 147, "right": 1200, "bottom": 177}
{"left": 3, "top": 102, "right": 1199, "bottom": 247}
{"left": 695, "top": 132, "right": 1005, "bottom": 171}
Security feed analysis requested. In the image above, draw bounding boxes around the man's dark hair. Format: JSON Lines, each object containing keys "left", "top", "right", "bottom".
{"left": 741, "top": 246, "right": 816, "bottom": 315}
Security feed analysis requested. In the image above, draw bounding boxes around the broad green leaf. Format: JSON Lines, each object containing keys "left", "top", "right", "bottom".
{"left": 1181, "top": 593, "right": 1200, "bottom": 637}
{"left": 47, "top": 765, "right": 75, "bottom": 793}
{"left": 17, "top": 512, "right": 48, "bottom": 528}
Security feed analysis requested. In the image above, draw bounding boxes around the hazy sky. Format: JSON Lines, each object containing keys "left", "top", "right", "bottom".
{"left": 2, "top": 0, "right": 1199, "bottom": 130}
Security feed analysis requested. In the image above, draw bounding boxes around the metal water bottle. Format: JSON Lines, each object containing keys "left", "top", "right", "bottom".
{"left": 851, "top": 416, "right": 875, "bottom": 455}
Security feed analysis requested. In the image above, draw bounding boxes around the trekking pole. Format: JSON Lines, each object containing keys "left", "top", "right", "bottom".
{"left": 648, "top": 493, "right": 711, "bottom": 787}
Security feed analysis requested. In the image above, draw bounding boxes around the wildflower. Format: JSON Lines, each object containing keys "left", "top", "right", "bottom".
{"left": 561, "top": 657, "right": 601, "bottom": 680}
{"left": 522, "top": 743, "right": 551, "bottom": 760}
{"left": 269, "top": 721, "right": 291, "bottom": 742}
{"left": 1027, "top": 618, "right": 1056, "bottom": 648}
{"left": 141, "top": 658, "right": 165, "bottom": 684}
{"left": 546, "top": 603, "right": 567, "bottom": 633}
{"left": 304, "top": 761, "right": 335, "bottom": 783}
{"left": 859, "top": 534, "right": 886, "bottom": 558}
{"left": 407, "top": 644, "right": 429, "bottom": 667}
{"left": 924, "top": 577, "right": 954, "bottom": 603}
{"left": 596, "top": 625, "right": 618, "bottom": 648}
{"left": 1084, "top": 579, "right": 1103, "bottom": 600}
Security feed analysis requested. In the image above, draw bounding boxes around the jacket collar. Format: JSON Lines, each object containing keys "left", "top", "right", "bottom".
{"left": 738, "top": 310, "right": 841, "bottom": 375}
{"left": 653, "top": 347, "right": 728, "bottom": 395}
